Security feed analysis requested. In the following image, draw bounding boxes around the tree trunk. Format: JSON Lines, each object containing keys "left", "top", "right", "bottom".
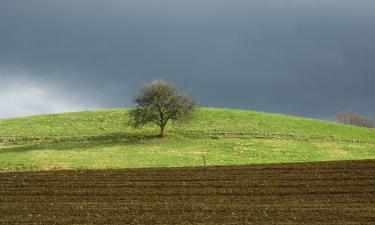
{"left": 160, "top": 125, "right": 165, "bottom": 138}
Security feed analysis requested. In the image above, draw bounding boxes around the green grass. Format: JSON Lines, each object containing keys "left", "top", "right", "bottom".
{"left": 0, "top": 108, "right": 374, "bottom": 172}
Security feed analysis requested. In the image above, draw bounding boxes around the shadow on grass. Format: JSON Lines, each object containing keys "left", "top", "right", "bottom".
{"left": 0, "top": 132, "right": 162, "bottom": 154}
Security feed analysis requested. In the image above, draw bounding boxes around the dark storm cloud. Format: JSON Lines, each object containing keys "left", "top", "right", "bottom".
{"left": 0, "top": 0, "right": 374, "bottom": 118}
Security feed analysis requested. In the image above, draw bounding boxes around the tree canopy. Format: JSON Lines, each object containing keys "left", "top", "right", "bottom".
{"left": 128, "top": 80, "right": 197, "bottom": 137}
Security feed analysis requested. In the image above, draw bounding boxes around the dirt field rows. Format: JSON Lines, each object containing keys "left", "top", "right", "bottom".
{"left": 0, "top": 160, "right": 374, "bottom": 225}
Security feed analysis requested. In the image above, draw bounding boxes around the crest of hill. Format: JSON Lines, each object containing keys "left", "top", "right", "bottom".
{"left": 1, "top": 108, "right": 375, "bottom": 172}
{"left": 0, "top": 107, "right": 374, "bottom": 143}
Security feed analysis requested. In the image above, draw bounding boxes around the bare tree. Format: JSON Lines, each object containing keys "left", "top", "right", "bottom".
{"left": 334, "top": 109, "right": 374, "bottom": 128}
{"left": 128, "top": 80, "right": 197, "bottom": 137}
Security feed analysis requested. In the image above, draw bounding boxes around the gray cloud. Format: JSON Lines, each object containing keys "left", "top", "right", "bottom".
{"left": 0, "top": 75, "right": 99, "bottom": 118}
{"left": 0, "top": 0, "right": 374, "bottom": 119}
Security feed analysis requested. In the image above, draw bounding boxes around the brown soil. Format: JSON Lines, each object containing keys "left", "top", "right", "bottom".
{"left": 0, "top": 160, "right": 374, "bottom": 225}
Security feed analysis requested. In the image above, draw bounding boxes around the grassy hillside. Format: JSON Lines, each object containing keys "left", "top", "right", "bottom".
{"left": 0, "top": 108, "right": 374, "bottom": 172}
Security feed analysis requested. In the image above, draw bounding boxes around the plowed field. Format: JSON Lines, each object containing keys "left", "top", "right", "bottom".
{"left": 1, "top": 160, "right": 374, "bottom": 225}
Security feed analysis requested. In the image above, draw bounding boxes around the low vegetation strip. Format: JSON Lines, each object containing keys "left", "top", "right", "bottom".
{"left": 174, "top": 130, "right": 375, "bottom": 144}
{"left": 0, "top": 160, "right": 374, "bottom": 225}
{"left": 2, "top": 129, "right": 374, "bottom": 147}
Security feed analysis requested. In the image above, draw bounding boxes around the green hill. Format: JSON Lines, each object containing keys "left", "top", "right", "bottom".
{"left": 0, "top": 108, "right": 374, "bottom": 172}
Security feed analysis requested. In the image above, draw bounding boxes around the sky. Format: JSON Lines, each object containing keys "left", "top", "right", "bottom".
{"left": 0, "top": 0, "right": 374, "bottom": 119}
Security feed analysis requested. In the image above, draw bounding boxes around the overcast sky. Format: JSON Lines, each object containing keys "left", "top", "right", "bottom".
{"left": 0, "top": 0, "right": 374, "bottom": 119}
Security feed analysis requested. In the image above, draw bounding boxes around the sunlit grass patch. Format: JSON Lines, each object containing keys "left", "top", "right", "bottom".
{"left": 0, "top": 108, "right": 374, "bottom": 172}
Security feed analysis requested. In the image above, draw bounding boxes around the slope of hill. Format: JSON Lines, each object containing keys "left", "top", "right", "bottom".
{"left": 0, "top": 108, "right": 374, "bottom": 172}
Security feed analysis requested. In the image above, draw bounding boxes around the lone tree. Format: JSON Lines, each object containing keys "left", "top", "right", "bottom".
{"left": 128, "top": 80, "right": 197, "bottom": 137}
